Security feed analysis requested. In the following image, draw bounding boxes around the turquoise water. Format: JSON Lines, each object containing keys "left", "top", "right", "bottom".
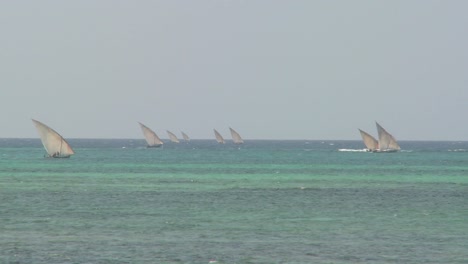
{"left": 1, "top": 139, "right": 467, "bottom": 263}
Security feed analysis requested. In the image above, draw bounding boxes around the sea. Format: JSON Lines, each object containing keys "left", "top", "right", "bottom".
{"left": 1, "top": 139, "right": 467, "bottom": 264}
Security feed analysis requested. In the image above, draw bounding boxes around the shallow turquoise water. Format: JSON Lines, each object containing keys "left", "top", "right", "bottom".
{"left": 1, "top": 139, "right": 467, "bottom": 263}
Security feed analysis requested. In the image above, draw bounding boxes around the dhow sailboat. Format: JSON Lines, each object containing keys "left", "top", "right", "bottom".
{"left": 229, "top": 127, "right": 244, "bottom": 144}
{"left": 32, "top": 119, "right": 75, "bottom": 158}
{"left": 358, "top": 122, "right": 400, "bottom": 152}
{"left": 375, "top": 122, "right": 400, "bottom": 152}
{"left": 138, "top": 122, "right": 163, "bottom": 148}
{"left": 214, "top": 129, "right": 225, "bottom": 144}
{"left": 167, "top": 130, "right": 180, "bottom": 143}
{"left": 358, "top": 129, "right": 379, "bottom": 152}
{"left": 181, "top": 131, "right": 190, "bottom": 142}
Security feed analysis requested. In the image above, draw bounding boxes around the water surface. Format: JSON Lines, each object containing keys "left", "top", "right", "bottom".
{"left": 1, "top": 139, "right": 467, "bottom": 263}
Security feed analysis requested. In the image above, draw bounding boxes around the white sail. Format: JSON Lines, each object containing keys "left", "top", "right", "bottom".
{"left": 138, "top": 122, "right": 163, "bottom": 147}
{"left": 214, "top": 129, "right": 225, "bottom": 144}
{"left": 167, "top": 130, "right": 180, "bottom": 143}
{"left": 32, "top": 119, "right": 75, "bottom": 158}
{"left": 229, "top": 127, "right": 244, "bottom": 144}
{"left": 358, "top": 129, "right": 379, "bottom": 151}
{"left": 181, "top": 131, "right": 190, "bottom": 141}
{"left": 376, "top": 122, "right": 400, "bottom": 152}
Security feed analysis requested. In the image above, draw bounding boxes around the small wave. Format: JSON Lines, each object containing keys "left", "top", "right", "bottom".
{"left": 338, "top": 149, "right": 368, "bottom": 152}
{"left": 448, "top": 149, "right": 467, "bottom": 152}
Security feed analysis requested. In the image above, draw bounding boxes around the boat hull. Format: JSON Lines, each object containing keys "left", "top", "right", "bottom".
{"left": 372, "top": 149, "right": 399, "bottom": 153}
{"left": 46, "top": 155, "right": 71, "bottom": 158}
{"left": 147, "top": 144, "right": 163, "bottom": 148}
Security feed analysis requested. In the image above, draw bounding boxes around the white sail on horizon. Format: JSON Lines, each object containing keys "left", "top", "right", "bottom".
{"left": 167, "top": 130, "right": 180, "bottom": 143}
{"left": 214, "top": 129, "right": 225, "bottom": 144}
{"left": 32, "top": 119, "right": 75, "bottom": 158}
{"left": 358, "top": 129, "right": 379, "bottom": 151}
{"left": 229, "top": 127, "right": 244, "bottom": 144}
{"left": 138, "top": 122, "right": 163, "bottom": 147}
{"left": 181, "top": 131, "right": 190, "bottom": 141}
{"left": 376, "top": 122, "right": 400, "bottom": 151}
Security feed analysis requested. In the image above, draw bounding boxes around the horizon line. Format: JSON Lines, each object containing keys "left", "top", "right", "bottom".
{"left": 1, "top": 137, "right": 467, "bottom": 142}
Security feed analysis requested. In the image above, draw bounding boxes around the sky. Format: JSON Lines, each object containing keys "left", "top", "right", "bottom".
{"left": 1, "top": 0, "right": 467, "bottom": 140}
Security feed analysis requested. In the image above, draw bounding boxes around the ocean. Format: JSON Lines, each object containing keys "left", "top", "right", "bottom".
{"left": 1, "top": 139, "right": 467, "bottom": 264}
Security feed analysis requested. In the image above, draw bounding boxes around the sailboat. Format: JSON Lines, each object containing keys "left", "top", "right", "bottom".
{"left": 138, "top": 122, "right": 163, "bottom": 148}
{"left": 229, "top": 127, "right": 244, "bottom": 144}
{"left": 32, "top": 119, "right": 75, "bottom": 158}
{"left": 375, "top": 122, "right": 400, "bottom": 152}
{"left": 358, "top": 129, "right": 379, "bottom": 152}
{"left": 213, "top": 129, "right": 225, "bottom": 144}
{"left": 167, "top": 130, "right": 180, "bottom": 143}
{"left": 181, "top": 131, "right": 190, "bottom": 142}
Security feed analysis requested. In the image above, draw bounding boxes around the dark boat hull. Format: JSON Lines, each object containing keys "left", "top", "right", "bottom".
{"left": 147, "top": 144, "right": 163, "bottom": 148}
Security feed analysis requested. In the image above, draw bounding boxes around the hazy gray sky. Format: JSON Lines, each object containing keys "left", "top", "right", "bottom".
{"left": 1, "top": 1, "right": 467, "bottom": 140}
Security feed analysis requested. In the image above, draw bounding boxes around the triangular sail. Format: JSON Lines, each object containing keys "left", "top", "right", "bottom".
{"left": 214, "top": 129, "right": 225, "bottom": 144}
{"left": 358, "top": 129, "right": 379, "bottom": 151}
{"left": 376, "top": 122, "right": 400, "bottom": 151}
{"left": 181, "top": 131, "right": 190, "bottom": 141}
{"left": 32, "top": 119, "right": 75, "bottom": 158}
{"left": 167, "top": 130, "right": 180, "bottom": 143}
{"left": 229, "top": 127, "right": 244, "bottom": 144}
{"left": 138, "top": 122, "right": 163, "bottom": 147}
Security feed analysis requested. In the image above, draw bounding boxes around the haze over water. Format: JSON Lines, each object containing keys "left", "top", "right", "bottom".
{"left": 1, "top": 1, "right": 468, "bottom": 140}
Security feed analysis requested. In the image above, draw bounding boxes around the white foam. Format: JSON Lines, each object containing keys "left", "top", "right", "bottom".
{"left": 338, "top": 149, "right": 368, "bottom": 152}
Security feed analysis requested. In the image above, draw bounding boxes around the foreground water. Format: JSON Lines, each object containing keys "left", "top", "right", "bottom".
{"left": 1, "top": 139, "right": 467, "bottom": 264}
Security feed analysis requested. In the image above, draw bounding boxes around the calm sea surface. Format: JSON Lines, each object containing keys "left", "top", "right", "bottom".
{"left": 1, "top": 139, "right": 467, "bottom": 264}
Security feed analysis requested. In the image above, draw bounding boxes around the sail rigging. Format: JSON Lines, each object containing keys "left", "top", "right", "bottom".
{"left": 229, "top": 127, "right": 244, "bottom": 144}
{"left": 214, "top": 129, "right": 225, "bottom": 144}
{"left": 32, "top": 119, "right": 75, "bottom": 158}
{"left": 167, "top": 130, "right": 180, "bottom": 143}
{"left": 138, "top": 122, "right": 163, "bottom": 147}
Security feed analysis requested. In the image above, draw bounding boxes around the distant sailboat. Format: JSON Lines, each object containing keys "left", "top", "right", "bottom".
{"left": 229, "top": 127, "right": 244, "bottom": 144}
{"left": 213, "top": 129, "right": 225, "bottom": 144}
{"left": 138, "top": 122, "right": 163, "bottom": 148}
{"left": 358, "top": 129, "right": 379, "bottom": 152}
{"left": 32, "top": 119, "right": 75, "bottom": 158}
{"left": 167, "top": 130, "right": 180, "bottom": 143}
{"left": 375, "top": 122, "right": 400, "bottom": 152}
{"left": 181, "top": 131, "right": 190, "bottom": 142}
